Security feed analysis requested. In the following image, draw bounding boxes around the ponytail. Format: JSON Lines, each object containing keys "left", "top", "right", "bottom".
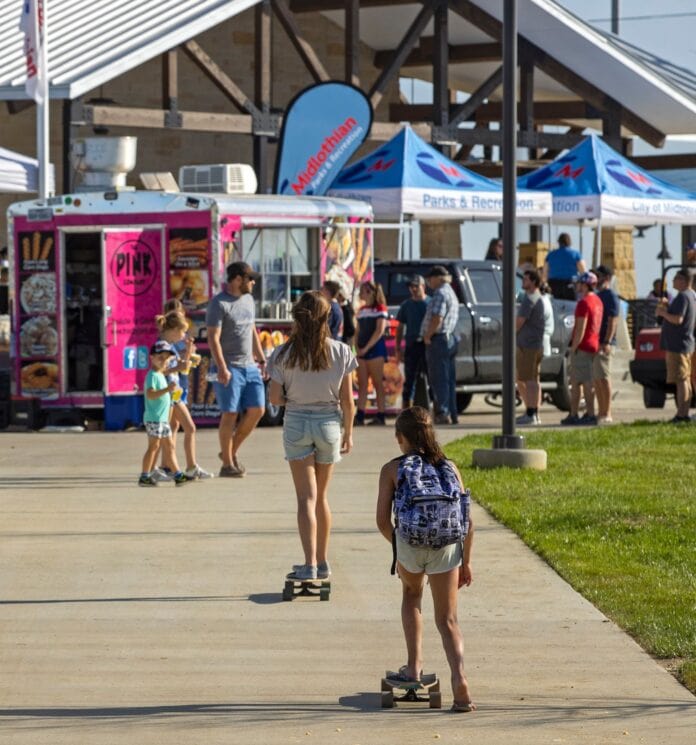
{"left": 395, "top": 406, "right": 446, "bottom": 465}
{"left": 155, "top": 310, "right": 188, "bottom": 333}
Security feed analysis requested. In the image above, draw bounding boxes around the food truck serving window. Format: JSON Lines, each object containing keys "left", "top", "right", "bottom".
{"left": 240, "top": 227, "right": 318, "bottom": 318}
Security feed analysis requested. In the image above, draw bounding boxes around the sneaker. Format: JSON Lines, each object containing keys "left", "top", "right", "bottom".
{"left": 367, "top": 417, "right": 387, "bottom": 426}
{"left": 669, "top": 415, "right": 691, "bottom": 423}
{"left": 232, "top": 456, "right": 246, "bottom": 476}
{"left": 597, "top": 416, "right": 613, "bottom": 425}
{"left": 151, "top": 467, "right": 173, "bottom": 483}
{"left": 560, "top": 414, "right": 581, "bottom": 426}
{"left": 138, "top": 475, "right": 158, "bottom": 487}
{"left": 286, "top": 564, "right": 317, "bottom": 581}
{"left": 293, "top": 561, "right": 331, "bottom": 579}
{"left": 516, "top": 413, "right": 541, "bottom": 426}
{"left": 185, "top": 465, "right": 214, "bottom": 480}
{"left": 219, "top": 464, "right": 243, "bottom": 478}
{"left": 579, "top": 414, "right": 598, "bottom": 426}
{"left": 173, "top": 472, "right": 190, "bottom": 487}
{"left": 434, "top": 413, "right": 451, "bottom": 425}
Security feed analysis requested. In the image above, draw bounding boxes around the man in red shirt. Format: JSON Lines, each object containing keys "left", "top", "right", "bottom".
{"left": 561, "top": 271, "right": 603, "bottom": 426}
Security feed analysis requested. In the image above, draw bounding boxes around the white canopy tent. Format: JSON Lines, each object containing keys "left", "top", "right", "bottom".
{"left": 0, "top": 147, "right": 55, "bottom": 194}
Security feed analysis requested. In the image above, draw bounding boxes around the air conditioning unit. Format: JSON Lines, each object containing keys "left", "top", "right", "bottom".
{"left": 178, "top": 163, "right": 257, "bottom": 195}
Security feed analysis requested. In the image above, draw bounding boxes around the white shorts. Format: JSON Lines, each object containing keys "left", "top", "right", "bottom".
{"left": 396, "top": 534, "right": 463, "bottom": 575}
{"left": 145, "top": 421, "right": 172, "bottom": 439}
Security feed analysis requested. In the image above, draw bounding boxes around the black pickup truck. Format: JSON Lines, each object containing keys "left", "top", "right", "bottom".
{"left": 374, "top": 259, "right": 576, "bottom": 412}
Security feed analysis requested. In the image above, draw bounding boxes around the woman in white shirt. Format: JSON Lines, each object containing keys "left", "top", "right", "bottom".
{"left": 268, "top": 291, "right": 357, "bottom": 582}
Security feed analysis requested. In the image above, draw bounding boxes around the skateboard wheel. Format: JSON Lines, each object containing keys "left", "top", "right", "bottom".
{"left": 428, "top": 691, "right": 442, "bottom": 709}
{"left": 319, "top": 587, "right": 330, "bottom": 601}
{"left": 381, "top": 691, "right": 394, "bottom": 708}
{"left": 282, "top": 586, "right": 293, "bottom": 601}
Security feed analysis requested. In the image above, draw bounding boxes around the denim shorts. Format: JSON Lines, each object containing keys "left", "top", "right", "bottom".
{"left": 282, "top": 409, "right": 343, "bottom": 464}
{"left": 214, "top": 364, "right": 265, "bottom": 413}
{"left": 396, "top": 534, "right": 462, "bottom": 575}
{"left": 358, "top": 337, "right": 387, "bottom": 361}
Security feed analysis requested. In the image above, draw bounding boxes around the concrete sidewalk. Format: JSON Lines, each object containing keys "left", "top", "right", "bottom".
{"left": 1, "top": 427, "right": 694, "bottom": 744}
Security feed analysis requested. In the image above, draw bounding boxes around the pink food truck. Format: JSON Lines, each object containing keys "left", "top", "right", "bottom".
{"left": 7, "top": 190, "right": 373, "bottom": 429}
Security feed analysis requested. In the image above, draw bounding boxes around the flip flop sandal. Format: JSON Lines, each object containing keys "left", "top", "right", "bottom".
{"left": 451, "top": 701, "right": 475, "bottom": 713}
{"left": 388, "top": 666, "right": 422, "bottom": 683}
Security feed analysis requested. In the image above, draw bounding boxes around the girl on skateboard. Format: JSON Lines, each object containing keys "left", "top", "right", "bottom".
{"left": 267, "top": 291, "right": 357, "bottom": 581}
{"left": 376, "top": 406, "right": 476, "bottom": 712}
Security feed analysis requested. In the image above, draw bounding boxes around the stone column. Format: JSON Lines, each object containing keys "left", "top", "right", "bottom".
{"left": 420, "top": 221, "right": 461, "bottom": 259}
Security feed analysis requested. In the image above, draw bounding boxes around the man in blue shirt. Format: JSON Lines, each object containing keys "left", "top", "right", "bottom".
{"left": 544, "top": 233, "right": 586, "bottom": 300}
{"left": 395, "top": 275, "right": 429, "bottom": 410}
{"left": 421, "top": 265, "right": 460, "bottom": 425}
{"left": 592, "top": 265, "right": 620, "bottom": 423}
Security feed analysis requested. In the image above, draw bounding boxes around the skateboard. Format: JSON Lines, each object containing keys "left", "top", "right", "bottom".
{"left": 380, "top": 671, "right": 441, "bottom": 708}
{"left": 282, "top": 577, "right": 331, "bottom": 601}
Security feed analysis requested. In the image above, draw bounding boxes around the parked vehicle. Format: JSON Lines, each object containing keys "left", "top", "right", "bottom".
{"left": 374, "top": 259, "right": 576, "bottom": 412}
{"left": 629, "top": 265, "right": 696, "bottom": 408}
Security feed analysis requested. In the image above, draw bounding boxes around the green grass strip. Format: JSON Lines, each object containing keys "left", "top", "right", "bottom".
{"left": 444, "top": 421, "right": 696, "bottom": 692}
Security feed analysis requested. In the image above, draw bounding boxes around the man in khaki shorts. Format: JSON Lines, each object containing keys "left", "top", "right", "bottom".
{"left": 656, "top": 268, "right": 696, "bottom": 423}
{"left": 592, "top": 265, "right": 620, "bottom": 423}
{"left": 562, "top": 272, "right": 603, "bottom": 426}
{"left": 515, "top": 269, "right": 545, "bottom": 425}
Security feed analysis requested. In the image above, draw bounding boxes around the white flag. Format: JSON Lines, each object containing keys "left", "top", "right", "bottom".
{"left": 19, "top": 0, "right": 47, "bottom": 104}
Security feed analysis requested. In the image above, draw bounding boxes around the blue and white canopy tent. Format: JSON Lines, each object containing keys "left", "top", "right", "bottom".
{"left": 329, "top": 126, "right": 551, "bottom": 218}
{"left": 517, "top": 134, "right": 696, "bottom": 227}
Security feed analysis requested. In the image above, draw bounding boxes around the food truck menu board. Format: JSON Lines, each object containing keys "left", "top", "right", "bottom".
{"left": 168, "top": 227, "right": 210, "bottom": 311}
{"left": 16, "top": 229, "right": 60, "bottom": 399}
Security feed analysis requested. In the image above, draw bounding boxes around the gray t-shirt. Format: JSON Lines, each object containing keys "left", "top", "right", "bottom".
{"left": 660, "top": 289, "right": 696, "bottom": 354}
{"left": 267, "top": 339, "right": 358, "bottom": 413}
{"left": 517, "top": 291, "right": 545, "bottom": 350}
{"left": 206, "top": 290, "right": 255, "bottom": 367}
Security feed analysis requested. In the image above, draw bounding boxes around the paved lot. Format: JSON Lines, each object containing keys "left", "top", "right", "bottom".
{"left": 1, "top": 368, "right": 695, "bottom": 745}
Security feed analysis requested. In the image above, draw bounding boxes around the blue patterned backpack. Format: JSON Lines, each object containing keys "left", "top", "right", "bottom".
{"left": 393, "top": 454, "right": 470, "bottom": 552}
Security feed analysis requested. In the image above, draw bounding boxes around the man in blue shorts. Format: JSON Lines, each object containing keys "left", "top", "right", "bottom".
{"left": 207, "top": 262, "right": 267, "bottom": 477}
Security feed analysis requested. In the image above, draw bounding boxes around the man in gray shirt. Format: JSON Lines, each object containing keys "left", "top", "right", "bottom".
{"left": 516, "top": 269, "right": 546, "bottom": 425}
{"left": 206, "top": 261, "right": 266, "bottom": 477}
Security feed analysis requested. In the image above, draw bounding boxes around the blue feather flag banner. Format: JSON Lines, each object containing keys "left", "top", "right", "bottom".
{"left": 274, "top": 83, "right": 372, "bottom": 197}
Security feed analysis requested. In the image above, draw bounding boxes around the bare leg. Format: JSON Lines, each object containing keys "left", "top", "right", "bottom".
{"left": 594, "top": 378, "right": 609, "bottom": 418}
{"left": 570, "top": 379, "right": 581, "bottom": 417}
{"left": 357, "top": 361, "right": 369, "bottom": 411}
{"left": 676, "top": 379, "right": 691, "bottom": 417}
{"left": 429, "top": 569, "right": 475, "bottom": 710}
{"left": 160, "top": 437, "right": 181, "bottom": 473}
{"left": 582, "top": 382, "right": 596, "bottom": 416}
{"left": 172, "top": 404, "right": 196, "bottom": 470}
{"left": 396, "top": 563, "right": 426, "bottom": 681}
{"left": 526, "top": 380, "right": 540, "bottom": 410}
{"left": 142, "top": 437, "right": 161, "bottom": 474}
{"left": 219, "top": 412, "right": 239, "bottom": 467}
{"left": 517, "top": 380, "right": 527, "bottom": 407}
{"left": 231, "top": 406, "right": 264, "bottom": 463}
{"left": 315, "top": 462, "right": 335, "bottom": 564}
{"left": 289, "top": 456, "right": 318, "bottom": 566}
{"left": 366, "top": 357, "right": 386, "bottom": 413}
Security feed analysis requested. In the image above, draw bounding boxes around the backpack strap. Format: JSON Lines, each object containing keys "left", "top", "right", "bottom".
{"left": 390, "top": 528, "right": 397, "bottom": 576}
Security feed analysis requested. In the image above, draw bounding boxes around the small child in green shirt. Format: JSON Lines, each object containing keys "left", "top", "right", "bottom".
{"left": 138, "top": 341, "right": 189, "bottom": 487}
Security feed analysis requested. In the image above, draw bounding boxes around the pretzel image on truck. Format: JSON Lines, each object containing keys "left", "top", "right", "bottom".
{"left": 7, "top": 191, "right": 373, "bottom": 429}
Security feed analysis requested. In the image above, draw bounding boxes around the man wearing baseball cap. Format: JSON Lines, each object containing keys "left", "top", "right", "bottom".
{"left": 421, "top": 265, "right": 460, "bottom": 424}
{"left": 394, "top": 275, "right": 429, "bottom": 410}
{"left": 206, "top": 261, "right": 266, "bottom": 476}
{"left": 592, "top": 265, "right": 620, "bottom": 423}
{"left": 561, "top": 271, "right": 603, "bottom": 426}
{"left": 656, "top": 267, "right": 696, "bottom": 422}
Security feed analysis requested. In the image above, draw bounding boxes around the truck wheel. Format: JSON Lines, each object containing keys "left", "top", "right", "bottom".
{"left": 260, "top": 381, "right": 285, "bottom": 427}
{"left": 643, "top": 387, "right": 666, "bottom": 409}
{"left": 456, "top": 392, "right": 473, "bottom": 413}
{"left": 548, "top": 358, "right": 571, "bottom": 412}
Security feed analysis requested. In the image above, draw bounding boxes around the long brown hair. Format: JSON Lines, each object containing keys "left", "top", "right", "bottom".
{"left": 395, "top": 406, "right": 446, "bottom": 465}
{"left": 280, "top": 290, "right": 331, "bottom": 371}
{"left": 360, "top": 280, "right": 386, "bottom": 307}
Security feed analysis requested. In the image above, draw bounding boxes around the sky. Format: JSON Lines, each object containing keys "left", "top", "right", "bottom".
{"left": 401, "top": 0, "right": 696, "bottom": 297}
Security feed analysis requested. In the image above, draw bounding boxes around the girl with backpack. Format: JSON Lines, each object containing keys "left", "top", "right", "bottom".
{"left": 267, "top": 291, "right": 357, "bottom": 581}
{"left": 376, "top": 406, "right": 475, "bottom": 712}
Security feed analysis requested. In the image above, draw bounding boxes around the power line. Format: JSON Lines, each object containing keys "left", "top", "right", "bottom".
{"left": 588, "top": 11, "right": 696, "bottom": 23}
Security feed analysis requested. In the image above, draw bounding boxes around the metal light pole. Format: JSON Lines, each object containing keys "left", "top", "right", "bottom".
{"left": 494, "top": 0, "right": 524, "bottom": 450}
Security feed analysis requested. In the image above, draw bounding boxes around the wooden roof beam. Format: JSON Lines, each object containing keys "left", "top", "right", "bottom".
{"left": 389, "top": 99, "right": 602, "bottom": 123}
{"left": 374, "top": 40, "right": 501, "bottom": 68}
{"left": 272, "top": 0, "right": 330, "bottom": 83}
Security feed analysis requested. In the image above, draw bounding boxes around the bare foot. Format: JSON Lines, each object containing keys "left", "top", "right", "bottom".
{"left": 452, "top": 677, "right": 475, "bottom": 712}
